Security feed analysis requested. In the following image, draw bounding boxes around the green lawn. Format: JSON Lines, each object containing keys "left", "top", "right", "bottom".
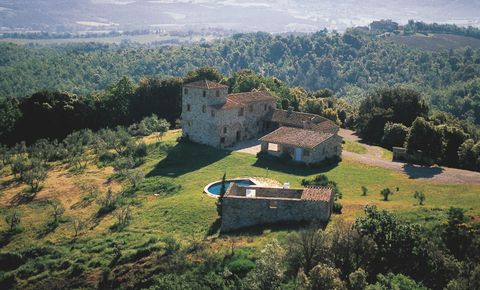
{"left": 1, "top": 130, "right": 480, "bottom": 288}
{"left": 343, "top": 140, "right": 368, "bottom": 154}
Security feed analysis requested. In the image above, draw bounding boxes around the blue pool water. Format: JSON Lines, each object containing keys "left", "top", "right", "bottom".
{"left": 207, "top": 179, "right": 255, "bottom": 195}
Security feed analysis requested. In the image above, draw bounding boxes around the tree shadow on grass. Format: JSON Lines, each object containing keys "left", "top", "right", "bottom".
{"left": 9, "top": 191, "right": 36, "bottom": 206}
{"left": 402, "top": 163, "right": 445, "bottom": 179}
{"left": 146, "top": 141, "right": 231, "bottom": 178}
{"left": 252, "top": 156, "right": 339, "bottom": 177}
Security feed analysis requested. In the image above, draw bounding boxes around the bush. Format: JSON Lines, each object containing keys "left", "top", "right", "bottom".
{"left": 381, "top": 122, "right": 409, "bottom": 149}
{"left": 333, "top": 202, "right": 343, "bottom": 214}
{"left": 0, "top": 252, "right": 25, "bottom": 271}
{"left": 227, "top": 258, "right": 255, "bottom": 277}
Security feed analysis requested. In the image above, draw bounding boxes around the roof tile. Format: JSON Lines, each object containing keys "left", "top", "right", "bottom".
{"left": 184, "top": 80, "right": 228, "bottom": 89}
{"left": 301, "top": 186, "right": 333, "bottom": 202}
{"left": 259, "top": 126, "right": 334, "bottom": 149}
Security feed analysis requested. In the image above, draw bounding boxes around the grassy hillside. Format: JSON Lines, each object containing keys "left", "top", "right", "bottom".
{"left": 1, "top": 130, "right": 479, "bottom": 288}
{"left": 390, "top": 33, "right": 480, "bottom": 51}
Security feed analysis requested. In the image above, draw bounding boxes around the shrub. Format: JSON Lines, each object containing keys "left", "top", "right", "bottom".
{"left": 413, "top": 191, "right": 426, "bottom": 205}
{"left": 161, "top": 236, "right": 180, "bottom": 256}
{"left": 0, "top": 252, "right": 25, "bottom": 271}
{"left": 333, "top": 202, "right": 343, "bottom": 214}
{"left": 381, "top": 122, "right": 409, "bottom": 149}
{"left": 380, "top": 188, "right": 393, "bottom": 201}
{"left": 227, "top": 258, "right": 255, "bottom": 277}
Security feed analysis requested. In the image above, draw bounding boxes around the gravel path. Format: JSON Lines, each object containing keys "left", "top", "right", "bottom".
{"left": 231, "top": 129, "right": 480, "bottom": 185}
{"left": 339, "top": 129, "right": 480, "bottom": 185}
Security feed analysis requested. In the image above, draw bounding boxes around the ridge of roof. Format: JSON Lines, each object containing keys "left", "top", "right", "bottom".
{"left": 184, "top": 80, "right": 228, "bottom": 89}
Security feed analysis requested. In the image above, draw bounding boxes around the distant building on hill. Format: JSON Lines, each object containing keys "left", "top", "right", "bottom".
{"left": 181, "top": 80, "right": 342, "bottom": 165}
{"left": 370, "top": 19, "right": 399, "bottom": 32}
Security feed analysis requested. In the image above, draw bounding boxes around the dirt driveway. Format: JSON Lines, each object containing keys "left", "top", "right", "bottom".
{"left": 339, "top": 129, "right": 480, "bottom": 185}
{"left": 231, "top": 129, "right": 480, "bottom": 185}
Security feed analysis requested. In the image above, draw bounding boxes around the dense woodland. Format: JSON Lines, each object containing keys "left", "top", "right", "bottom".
{"left": 1, "top": 26, "right": 480, "bottom": 126}
{"left": 1, "top": 24, "right": 480, "bottom": 289}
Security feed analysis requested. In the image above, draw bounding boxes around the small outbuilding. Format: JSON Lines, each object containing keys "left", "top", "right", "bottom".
{"left": 220, "top": 183, "right": 334, "bottom": 232}
{"left": 259, "top": 126, "right": 342, "bottom": 165}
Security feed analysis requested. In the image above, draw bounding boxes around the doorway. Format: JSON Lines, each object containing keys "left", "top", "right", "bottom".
{"left": 236, "top": 130, "right": 241, "bottom": 142}
{"left": 294, "top": 148, "right": 302, "bottom": 161}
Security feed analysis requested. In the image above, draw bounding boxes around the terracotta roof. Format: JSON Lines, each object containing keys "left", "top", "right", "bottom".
{"left": 301, "top": 186, "right": 333, "bottom": 202}
{"left": 271, "top": 109, "right": 338, "bottom": 132}
{"left": 228, "top": 91, "right": 277, "bottom": 104}
{"left": 210, "top": 91, "right": 277, "bottom": 110}
{"left": 259, "top": 126, "right": 334, "bottom": 149}
{"left": 210, "top": 98, "right": 243, "bottom": 110}
{"left": 184, "top": 80, "right": 228, "bottom": 89}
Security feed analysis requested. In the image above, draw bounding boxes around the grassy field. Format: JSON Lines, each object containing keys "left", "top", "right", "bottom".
{"left": 343, "top": 140, "right": 368, "bottom": 154}
{"left": 390, "top": 33, "right": 480, "bottom": 51}
{"left": 1, "top": 130, "right": 479, "bottom": 287}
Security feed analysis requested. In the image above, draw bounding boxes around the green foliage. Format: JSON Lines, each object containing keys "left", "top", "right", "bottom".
{"left": 357, "top": 87, "right": 428, "bottom": 144}
{"left": 308, "top": 263, "right": 346, "bottom": 290}
{"left": 361, "top": 186, "right": 368, "bottom": 196}
{"left": 366, "top": 272, "right": 428, "bottom": 290}
{"left": 381, "top": 122, "right": 409, "bottom": 149}
{"left": 301, "top": 174, "right": 342, "bottom": 200}
{"left": 216, "top": 172, "right": 227, "bottom": 216}
{"left": 458, "top": 139, "right": 480, "bottom": 171}
{"left": 380, "top": 188, "right": 393, "bottom": 201}
{"left": 348, "top": 268, "right": 367, "bottom": 290}
{"left": 246, "top": 239, "right": 285, "bottom": 290}
{"left": 0, "top": 97, "right": 21, "bottom": 137}
{"left": 413, "top": 191, "right": 426, "bottom": 205}
{"left": 406, "top": 117, "right": 444, "bottom": 163}
{"left": 5, "top": 210, "right": 21, "bottom": 232}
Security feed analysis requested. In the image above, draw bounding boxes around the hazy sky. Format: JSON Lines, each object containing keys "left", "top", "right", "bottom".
{"left": 0, "top": 0, "right": 479, "bottom": 32}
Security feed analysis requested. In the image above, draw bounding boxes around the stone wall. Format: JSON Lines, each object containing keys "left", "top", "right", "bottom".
{"left": 220, "top": 195, "right": 332, "bottom": 232}
{"left": 181, "top": 85, "right": 276, "bottom": 148}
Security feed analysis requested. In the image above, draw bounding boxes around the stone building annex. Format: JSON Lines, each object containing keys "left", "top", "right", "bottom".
{"left": 181, "top": 80, "right": 343, "bottom": 164}
{"left": 220, "top": 183, "right": 334, "bottom": 232}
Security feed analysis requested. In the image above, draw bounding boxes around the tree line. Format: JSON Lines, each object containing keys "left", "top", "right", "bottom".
{"left": 357, "top": 86, "right": 480, "bottom": 171}
{"left": 1, "top": 25, "right": 480, "bottom": 126}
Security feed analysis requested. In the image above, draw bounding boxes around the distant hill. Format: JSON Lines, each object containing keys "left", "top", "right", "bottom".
{"left": 390, "top": 33, "right": 480, "bottom": 51}
{"left": 0, "top": 0, "right": 479, "bottom": 33}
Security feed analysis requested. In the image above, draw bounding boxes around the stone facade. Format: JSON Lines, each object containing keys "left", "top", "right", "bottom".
{"left": 181, "top": 80, "right": 343, "bottom": 163}
{"left": 220, "top": 183, "right": 334, "bottom": 232}
{"left": 181, "top": 80, "right": 276, "bottom": 148}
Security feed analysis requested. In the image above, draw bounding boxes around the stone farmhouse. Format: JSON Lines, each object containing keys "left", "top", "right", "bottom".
{"left": 181, "top": 80, "right": 343, "bottom": 164}
{"left": 220, "top": 183, "right": 334, "bottom": 232}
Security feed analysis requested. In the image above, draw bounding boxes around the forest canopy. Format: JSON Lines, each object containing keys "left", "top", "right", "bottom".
{"left": 1, "top": 28, "right": 480, "bottom": 125}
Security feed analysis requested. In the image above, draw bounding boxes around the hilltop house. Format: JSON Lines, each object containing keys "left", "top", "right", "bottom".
{"left": 181, "top": 80, "right": 343, "bottom": 164}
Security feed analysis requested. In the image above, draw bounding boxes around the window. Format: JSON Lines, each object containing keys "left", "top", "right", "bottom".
{"left": 184, "top": 88, "right": 188, "bottom": 95}
{"left": 216, "top": 90, "right": 220, "bottom": 97}
{"left": 303, "top": 149, "right": 310, "bottom": 157}
{"left": 335, "top": 146, "right": 338, "bottom": 152}
{"left": 187, "top": 104, "right": 191, "bottom": 112}
{"left": 220, "top": 137, "right": 225, "bottom": 143}
{"left": 249, "top": 105, "right": 253, "bottom": 112}
{"left": 211, "top": 110, "right": 215, "bottom": 117}
{"left": 238, "top": 107, "right": 244, "bottom": 117}
{"left": 223, "top": 127, "right": 227, "bottom": 134}
{"left": 322, "top": 148, "right": 326, "bottom": 154}
{"left": 203, "top": 90, "right": 206, "bottom": 97}
{"left": 264, "top": 104, "right": 267, "bottom": 111}
{"left": 202, "top": 105, "right": 206, "bottom": 113}
{"left": 269, "top": 200, "right": 278, "bottom": 209}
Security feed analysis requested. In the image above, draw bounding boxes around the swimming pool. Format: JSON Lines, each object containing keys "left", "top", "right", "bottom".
{"left": 204, "top": 179, "right": 256, "bottom": 197}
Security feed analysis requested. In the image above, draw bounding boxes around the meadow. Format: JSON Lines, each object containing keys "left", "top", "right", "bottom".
{"left": 1, "top": 130, "right": 479, "bottom": 288}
